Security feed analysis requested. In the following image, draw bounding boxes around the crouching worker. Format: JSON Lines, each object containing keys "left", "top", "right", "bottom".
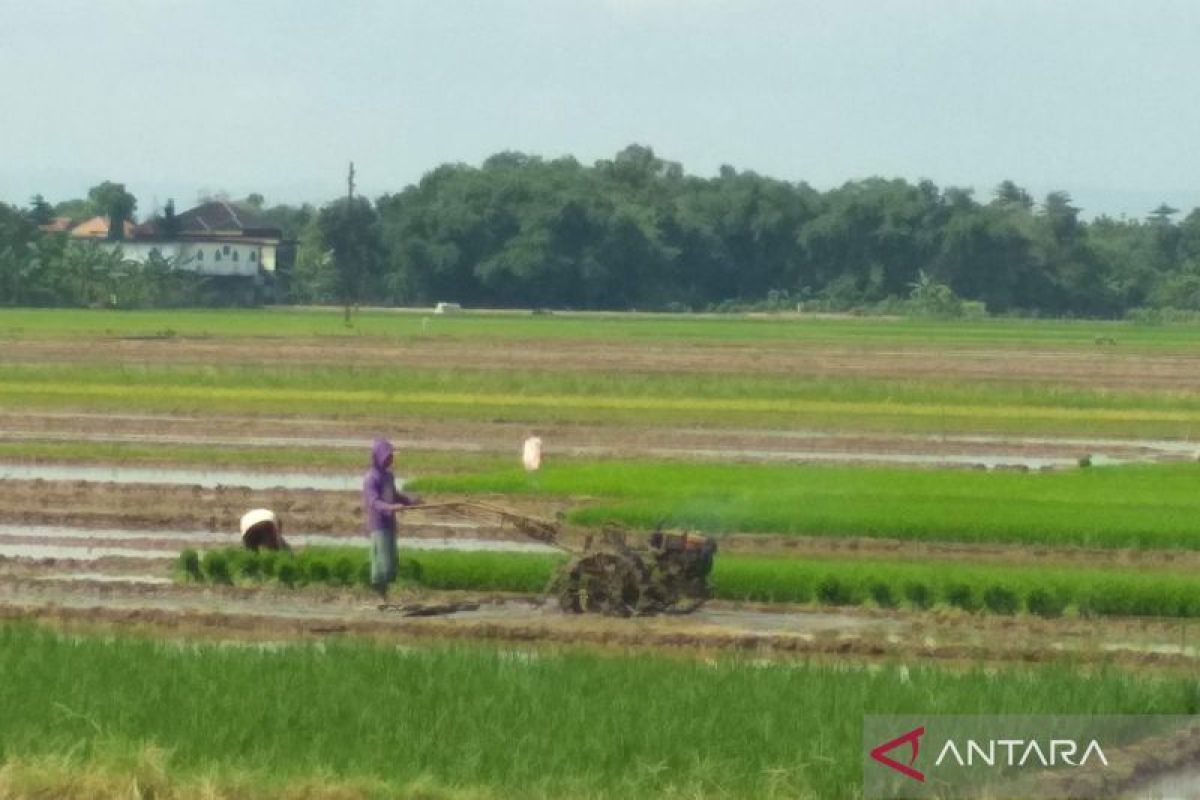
{"left": 241, "top": 508, "right": 290, "bottom": 551}
{"left": 363, "top": 438, "right": 421, "bottom": 602}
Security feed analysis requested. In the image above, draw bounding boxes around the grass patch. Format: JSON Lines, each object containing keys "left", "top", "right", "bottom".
{"left": 1, "top": 623, "right": 1198, "bottom": 799}
{"left": 414, "top": 461, "right": 1200, "bottom": 550}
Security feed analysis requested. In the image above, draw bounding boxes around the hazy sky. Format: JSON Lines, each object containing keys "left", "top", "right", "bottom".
{"left": 2, "top": 0, "right": 1197, "bottom": 218}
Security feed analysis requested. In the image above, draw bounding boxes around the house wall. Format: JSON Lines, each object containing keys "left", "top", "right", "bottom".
{"left": 104, "top": 241, "right": 276, "bottom": 277}
{"left": 177, "top": 241, "right": 270, "bottom": 276}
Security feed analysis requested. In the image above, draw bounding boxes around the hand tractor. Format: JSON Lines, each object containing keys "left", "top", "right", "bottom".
{"left": 400, "top": 501, "right": 718, "bottom": 617}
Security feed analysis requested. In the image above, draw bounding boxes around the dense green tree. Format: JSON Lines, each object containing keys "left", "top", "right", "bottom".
{"left": 86, "top": 181, "right": 137, "bottom": 241}
{"left": 291, "top": 218, "right": 335, "bottom": 303}
{"left": 2, "top": 145, "right": 1199, "bottom": 315}
{"left": 52, "top": 197, "right": 93, "bottom": 224}
{"left": 0, "top": 203, "right": 41, "bottom": 305}
{"left": 314, "top": 196, "right": 385, "bottom": 321}
{"left": 26, "top": 195, "right": 55, "bottom": 226}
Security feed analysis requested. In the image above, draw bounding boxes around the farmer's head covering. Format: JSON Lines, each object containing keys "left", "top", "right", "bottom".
{"left": 371, "top": 437, "right": 394, "bottom": 470}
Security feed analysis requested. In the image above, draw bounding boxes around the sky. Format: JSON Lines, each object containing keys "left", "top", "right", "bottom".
{"left": 2, "top": 0, "right": 1198, "bottom": 219}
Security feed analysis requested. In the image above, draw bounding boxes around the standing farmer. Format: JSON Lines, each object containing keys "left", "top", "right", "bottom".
{"left": 363, "top": 438, "right": 420, "bottom": 602}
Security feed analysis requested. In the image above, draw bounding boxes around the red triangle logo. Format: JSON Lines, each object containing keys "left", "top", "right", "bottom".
{"left": 870, "top": 726, "right": 926, "bottom": 783}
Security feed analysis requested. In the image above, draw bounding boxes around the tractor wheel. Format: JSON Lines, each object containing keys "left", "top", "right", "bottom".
{"left": 556, "top": 553, "right": 644, "bottom": 617}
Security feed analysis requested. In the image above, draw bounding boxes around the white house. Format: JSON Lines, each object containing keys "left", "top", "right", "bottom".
{"left": 73, "top": 200, "right": 284, "bottom": 279}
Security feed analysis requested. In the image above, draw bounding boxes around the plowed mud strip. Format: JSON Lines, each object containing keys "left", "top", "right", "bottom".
{"left": 0, "top": 530, "right": 559, "bottom": 560}
{"left": 0, "top": 575, "right": 890, "bottom": 636}
{"left": 3, "top": 567, "right": 1200, "bottom": 668}
{"left": 0, "top": 463, "right": 360, "bottom": 491}
{"left": 0, "top": 430, "right": 1131, "bottom": 469}
{"left": 5, "top": 597, "right": 1200, "bottom": 672}
{"left": 31, "top": 573, "right": 173, "bottom": 586}
{"left": 2, "top": 410, "right": 1195, "bottom": 461}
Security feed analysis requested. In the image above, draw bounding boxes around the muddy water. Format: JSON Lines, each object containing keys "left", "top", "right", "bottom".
{"left": 638, "top": 447, "right": 1089, "bottom": 469}
{"left": 0, "top": 524, "right": 561, "bottom": 560}
{"left": 0, "top": 463, "right": 363, "bottom": 491}
{"left": 0, "top": 427, "right": 1180, "bottom": 469}
{"left": 726, "top": 428, "right": 1199, "bottom": 454}
{"left": 929, "top": 433, "right": 1199, "bottom": 457}
{"left": 36, "top": 572, "right": 173, "bottom": 586}
{"left": 0, "top": 543, "right": 177, "bottom": 561}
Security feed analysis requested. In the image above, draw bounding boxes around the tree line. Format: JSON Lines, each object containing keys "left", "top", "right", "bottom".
{"left": 3, "top": 145, "right": 1199, "bottom": 317}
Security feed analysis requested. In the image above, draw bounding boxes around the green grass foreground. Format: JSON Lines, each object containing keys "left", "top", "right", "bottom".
{"left": 414, "top": 461, "right": 1200, "bottom": 550}
{"left": 4, "top": 307, "right": 1200, "bottom": 349}
{"left": 1, "top": 623, "right": 1197, "bottom": 799}
{"left": 186, "top": 546, "right": 1200, "bottom": 620}
{"left": 3, "top": 361, "right": 1200, "bottom": 436}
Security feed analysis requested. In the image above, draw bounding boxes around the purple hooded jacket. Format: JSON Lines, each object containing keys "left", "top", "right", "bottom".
{"left": 362, "top": 438, "right": 416, "bottom": 533}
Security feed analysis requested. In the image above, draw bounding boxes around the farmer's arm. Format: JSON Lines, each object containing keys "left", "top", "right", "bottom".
{"left": 392, "top": 491, "right": 422, "bottom": 510}
{"left": 389, "top": 476, "right": 421, "bottom": 511}
{"left": 366, "top": 474, "right": 393, "bottom": 514}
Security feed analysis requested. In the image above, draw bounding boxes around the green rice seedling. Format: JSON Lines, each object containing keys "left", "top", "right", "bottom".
{"left": 412, "top": 551, "right": 559, "bottom": 592}
{"left": 868, "top": 580, "right": 896, "bottom": 608}
{"left": 200, "top": 551, "right": 231, "bottom": 585}
{"left": 276, "top": 560, "right": 299, "bottom": 587}
{"left": 396, "top": 557, "right": 423, "bottom": 581}
{"left": 305, "top": 560, "right": 330, "bottom": 584}
{"left": 259, "top": 551, "right": 280, "bottom": 579}
{"left": 983, "top": 585, "right": 1020, "bottom": 615}
{"left": 816, "top": 575, "right": 857, "bottom": 606}
{"left": 1027, "top": 588, "right": 1068, "bottom": 618}
{"left": 236, "top": 551, "right": 263, "bottom": 581}
{"left": 330, "top": 556, "right": 357, "bottom": 587}
{"left": 945, "top": 583, "right": 979, "bottom": 612}
{"left": 177, "top": 549, "right": 201, "bottom": 582}
{"left": 416, "top": 461, "right": 1200, "bottom": 551}
{"left": 904, "top": 581, "right": 933, "bottom": 610}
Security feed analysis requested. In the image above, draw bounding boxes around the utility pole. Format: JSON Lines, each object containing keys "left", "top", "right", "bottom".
{"left": 343, "top": 161, "right": 356, "bottom": 325}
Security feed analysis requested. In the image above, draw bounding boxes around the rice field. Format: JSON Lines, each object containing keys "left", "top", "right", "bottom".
{"left": 183, "top": 546, "right": 1200, "bottom": 620}
{"left": 5, "top": 360, "right": 1200, "bottom": 435}
{"left": 4, "top": 307, "right": 1200, "bottom": 349}
{"left": 412, "top": 461, "right": 1200, "bottom": 550}
{"left": 1, "top": 623, "right": 1196, "bottom": 799}
{"left": 9, "top": 308, "right": 1200, "bottom": 795}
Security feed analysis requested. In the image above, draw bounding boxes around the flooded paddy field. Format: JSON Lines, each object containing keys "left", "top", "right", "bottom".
{"left": 6, "top": 313, "right": 1200, "bottom": 797}
{"left": 0, "top": 410, "right": 1195, "bottom": 470}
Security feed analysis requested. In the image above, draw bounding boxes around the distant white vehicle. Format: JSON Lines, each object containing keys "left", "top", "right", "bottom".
{"left": 434, "top": 302, "right": 462, "bottom": 314}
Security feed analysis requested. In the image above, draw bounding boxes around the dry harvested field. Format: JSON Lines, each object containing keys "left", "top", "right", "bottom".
{"left": 5, "top": 310, "right": 1200, "bottom": 797}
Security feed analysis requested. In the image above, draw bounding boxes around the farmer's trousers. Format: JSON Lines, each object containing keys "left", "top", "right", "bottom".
{"left": 371, "top": 528, "right": 398, "bottom": 590}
